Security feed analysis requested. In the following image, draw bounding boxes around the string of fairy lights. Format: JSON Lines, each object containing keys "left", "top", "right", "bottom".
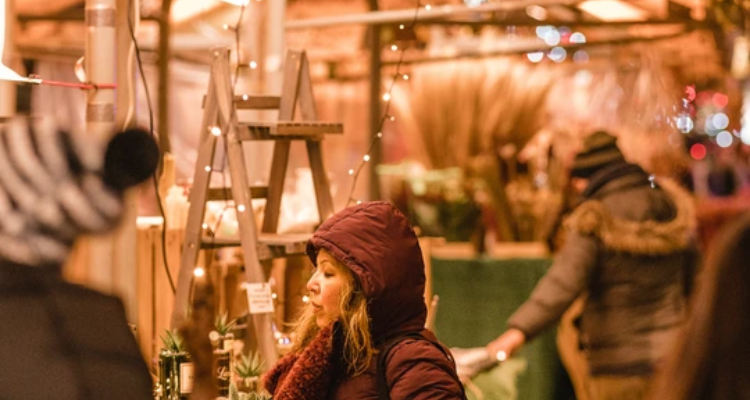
{"left": 195, "top": 1, "right": 426, "bottom": 314}
{"left": 345, "top": 0, "right": 424, "bottom": 207}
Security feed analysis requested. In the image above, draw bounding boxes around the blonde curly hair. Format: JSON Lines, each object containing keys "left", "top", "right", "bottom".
{"left": 290, "top": 256, "right": 376, "bottom": 376}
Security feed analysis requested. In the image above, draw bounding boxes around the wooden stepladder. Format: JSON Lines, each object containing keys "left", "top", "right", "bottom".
{"left": 171, "top": 48, "right": 342, "bottom": 367}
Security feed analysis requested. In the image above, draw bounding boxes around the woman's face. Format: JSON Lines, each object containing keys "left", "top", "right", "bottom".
{"left": 306, "top": 249, "right": 352, "bottom": 328}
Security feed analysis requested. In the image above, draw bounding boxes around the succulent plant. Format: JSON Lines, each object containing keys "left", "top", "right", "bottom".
{"left": 229, "top": 383, "right": 272, "bottom": 400}
{"left": 215, "top": 312, "right": 238, "bottom": 336}
{"left": 235, "top": 352, "right": 265, "bottom": 379}
{"left": 159, "top": 329, "right": 185, "bottom": 353}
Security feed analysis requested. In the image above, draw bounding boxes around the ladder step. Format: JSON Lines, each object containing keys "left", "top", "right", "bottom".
{"left": 238, "top": 121, "right": 344, "bottom": 141}
{"left": 200, "top": 233, "right": 312, "bottom": 260}
{"left": 207, "top": 186, "right": 268, "bottom": 201}
{"left": 202, "top": 95, "right": 281, "bottom": 110}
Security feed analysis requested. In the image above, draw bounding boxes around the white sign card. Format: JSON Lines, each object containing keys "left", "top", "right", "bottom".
{"left": 244, "top": 282, "right": 275, "bottom": 314}
{"left": 180, "top": 362, "right": 194, "bottom": 394}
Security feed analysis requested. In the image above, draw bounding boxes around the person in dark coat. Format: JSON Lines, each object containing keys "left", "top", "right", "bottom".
{"left": 263, "top": 201, "right": 465, "bottom": 400}
{"left": 0, "top": 118, "right": 158, "bottom": 400}
{"left": 647, "top": 212, "right": 750, "bottom": 400}
{"left": 487, "top": 131, "right": 699, "bottom": 400}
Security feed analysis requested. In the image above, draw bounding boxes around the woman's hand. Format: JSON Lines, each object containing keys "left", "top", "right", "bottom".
{"left": 486, "top": 328, "right": 526, "bottom": 361}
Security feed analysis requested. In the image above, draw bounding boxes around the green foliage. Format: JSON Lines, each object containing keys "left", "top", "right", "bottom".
{"left": 229, "top": 382, "right": 273, "bottom": 400}
{"left": 159, "top": 330, "right": 185, "bottom": 353}
{"left": 235, "top": 352, "right": 265, "bottom": 379}
{"left": 215, "top": 312, "right": 238, "bottom": 336}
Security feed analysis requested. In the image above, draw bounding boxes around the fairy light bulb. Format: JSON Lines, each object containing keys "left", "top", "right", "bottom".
{"left": 383, "top": 93, "right": 391, "bottom": 101}
{"left": 223, "top": 24, "right": 230, "bottom": 30}
{"left": 249, "top": 61, "right": 258, "bottom": 69}
{"left": 399, "top": 24, "right": 405, "bottom": 29}
{"left": 363, "top": 155, "right": 371, "bottom": 162}
{"left": 194, "top": 267, "right": 206, "bottom": 277}
{"left": 389, "top": 116, "right": 396, "bottom": 121}
{"left": 205, "top": 166, "right": 212, "bottom": 172}
{"left": 377, "top": 132, "right": 383, "bottom": 138}
{"left": 391, "top": 45, "right": 398, "bottom": 51}
{"left": 425, "top": 4, "right": 431, "bottom": 10}
{"left": 403, "top": 74, "right": 409, "bottom": 80}
{"left": 348, "top": 169, "right": 354, "bottom": 175}
{"left": 302, "top": 295, "right": 310, "bottom": 303}
{"left": 237, "top": 204, "right": 246, "bottom": 212}
{"left": 242, "top": 94, "right": 249, "bottom": 100}
{"left": 211, "top": 126, "right": 222, "bottom": 136}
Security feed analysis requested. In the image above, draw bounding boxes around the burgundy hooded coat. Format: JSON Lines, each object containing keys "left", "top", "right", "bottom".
{"left": 265, "top": 202, "right": 464, "bottom": 400}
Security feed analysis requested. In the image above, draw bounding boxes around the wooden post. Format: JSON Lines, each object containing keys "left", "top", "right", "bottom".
{"left": 85, "top": 0, "right": 117, "bottom": 291}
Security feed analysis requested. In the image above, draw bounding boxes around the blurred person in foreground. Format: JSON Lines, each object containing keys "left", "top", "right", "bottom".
{"left": 264, "top": 201, "right": 465, "bottom": 400}
{"left": 487, "top": 131, "right": 699, "bottom": 400}
{"left": 647, "top": 212, "right": 750, "bottom": 400}
{"left": 0, "top": 118, "right": 159, "bottom": 400}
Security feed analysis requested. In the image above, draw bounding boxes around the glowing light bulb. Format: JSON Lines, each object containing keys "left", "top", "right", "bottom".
{"left": 237, "top": 204, "right": 246, "bottom": 212}
{"left": 348, "top": 169, "right": 354, "bottom": 175}
{"left": 205, "top": 166, "right": 212, "bottom": 172}
{"left": 211, "top": 126, "right": 222, "bottom": 136}
{"left": 249, "top": 61, "right": 258, "bottom": 69}
{"left": 194, "top": 267, "right": 205, "bottom": 277}
{"left": 391, "top": 45, "right": 398, "bottom": 51}
{"left": 383, "top": 93, "right": 391, "bottom": 101}
{"left": 363, "top": 155, "right": 371, "bottom": 162}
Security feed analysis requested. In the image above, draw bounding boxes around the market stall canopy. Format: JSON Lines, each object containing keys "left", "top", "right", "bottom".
{"left": 14, "top": 0, "right": 718, "bottom": 70}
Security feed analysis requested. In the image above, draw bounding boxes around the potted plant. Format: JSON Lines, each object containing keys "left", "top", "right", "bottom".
{"left": 235, "top": 352, "right": 265, "bottom": 393}
{"left": 228, "top": 382, "right": 273, "bottom": 400}
{"left": 156, "top": 330, "right": 193, "bottom": 400}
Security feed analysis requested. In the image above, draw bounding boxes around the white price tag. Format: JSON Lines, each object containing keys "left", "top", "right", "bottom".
{"left": 244, "top": 282, "right": 275, "bottom": 314}
{"left": 180, "top": 362, "right": 194, "bottom": 394}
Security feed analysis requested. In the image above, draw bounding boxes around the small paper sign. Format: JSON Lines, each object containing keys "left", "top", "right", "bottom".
{"left": 244, "top": 282, "right": 275, "bottom": 314}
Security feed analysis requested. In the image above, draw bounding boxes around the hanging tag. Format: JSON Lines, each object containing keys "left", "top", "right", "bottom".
{"left": 180, "top": 362, "right": 194, "bottom": 394}
{"left": 244, "top": 282, "right": 275, "bottom": 314}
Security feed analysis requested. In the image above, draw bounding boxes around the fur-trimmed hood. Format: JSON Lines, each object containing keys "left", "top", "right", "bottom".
{"left": 565, "top": 178, "right": 696, "bottom": 255}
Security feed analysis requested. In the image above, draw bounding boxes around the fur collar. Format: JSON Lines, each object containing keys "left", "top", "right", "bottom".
{"left": 263, "top": 324, "right": 338, "bottom": 400}
{"left": 564, "top": 178, "right": 696, "bottom": 255}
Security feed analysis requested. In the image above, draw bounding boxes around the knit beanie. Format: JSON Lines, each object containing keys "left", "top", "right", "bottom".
{"left": 570, "top": 131, "right": 626, "bottom": 179}
{"left": 0, "top": 118, "right": 158, "bottom": 269}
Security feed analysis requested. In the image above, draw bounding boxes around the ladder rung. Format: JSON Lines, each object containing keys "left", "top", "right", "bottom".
{"left": 199, "top": 233, "right": 311, "bottom": 260}
{"left": 202, "top": 95, "right": 281, "bottom": 110}
{"left": 207, "top": 186, "right": 268, "bottom": 201}
{"left": 238, "top": 121, "right": 344, "bottom": 141}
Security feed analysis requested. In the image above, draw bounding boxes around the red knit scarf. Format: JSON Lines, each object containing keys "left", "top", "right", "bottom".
{"left": 263, "top": 325, "right": 338, "bottom": 400}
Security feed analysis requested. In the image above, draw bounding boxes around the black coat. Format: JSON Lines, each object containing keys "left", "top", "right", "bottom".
{"left": 0, "top": 263, "right": 152, "bottom": 400}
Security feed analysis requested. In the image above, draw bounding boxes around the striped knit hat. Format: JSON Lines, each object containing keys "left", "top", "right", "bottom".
{"left": 571, "top": 131, "right": 626, "bottom": 179}
{"left": 0, "top": 118, "right": 158, "bottom": 269}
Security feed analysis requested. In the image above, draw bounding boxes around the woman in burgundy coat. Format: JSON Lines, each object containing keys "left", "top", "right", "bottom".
{"left": 264, "top": 201, "right": 465, "bottom": 400}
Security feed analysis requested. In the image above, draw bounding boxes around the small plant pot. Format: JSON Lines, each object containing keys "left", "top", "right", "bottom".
{"left": 157, "top": 350, "right": 193, "bottom": 400}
